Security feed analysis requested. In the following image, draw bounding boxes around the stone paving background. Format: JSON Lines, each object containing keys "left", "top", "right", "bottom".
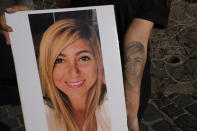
{"left": 139, "top": 0, "right": 197, "bottom": 130}
{"left": 0, "top": 0, "right": 197, "bottom": 131}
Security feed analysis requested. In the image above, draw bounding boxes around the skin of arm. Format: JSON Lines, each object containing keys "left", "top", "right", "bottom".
{"left": 123, "top": 18, "right": 154, "bottom": 131}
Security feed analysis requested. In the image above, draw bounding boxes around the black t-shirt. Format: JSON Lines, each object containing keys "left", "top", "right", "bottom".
{"left": 72, "top": 0, "right": 170, "bottom": 117}
{"left": 72, "top": 0, "right": 170, "bottom": 44}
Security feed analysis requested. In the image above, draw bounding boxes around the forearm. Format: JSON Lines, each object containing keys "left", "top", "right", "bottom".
{"left": 124, "top": 18, "right": 153, "bottom": 117}
{"left": 124, "top": 41, "right": 145, "bottom": 115}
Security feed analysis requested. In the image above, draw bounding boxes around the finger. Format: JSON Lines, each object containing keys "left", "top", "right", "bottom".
{"left": 5, "top": 5, "right": 29, "bottom": 13}
{"left": 2, "top": 30, "right": 11, "bottom": 45}
{"left": 0, "top": 14, "right": 13, "bottom": 31}
{"left": 0, "top": 23, "right": 13, "bottom": 32}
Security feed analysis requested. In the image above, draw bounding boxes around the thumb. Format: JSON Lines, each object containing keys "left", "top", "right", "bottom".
{"left": 2, "top": 30, "right": 11, "bottom": 45}
{"left": 5, "top": 5, "right": 29, "bottom": 13}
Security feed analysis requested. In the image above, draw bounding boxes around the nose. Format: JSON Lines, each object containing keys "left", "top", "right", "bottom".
{"left": 69, "top": 63, "right": 80, "bottom": 77}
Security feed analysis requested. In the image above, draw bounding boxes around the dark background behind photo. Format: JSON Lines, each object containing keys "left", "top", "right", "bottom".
{"left": 28, "top": 9, "right": 97, "bottom": 59}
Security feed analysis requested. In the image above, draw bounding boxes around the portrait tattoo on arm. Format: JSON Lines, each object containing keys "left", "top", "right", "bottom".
{"left": 124, "top": 41, "right": 145, "bottom": 90}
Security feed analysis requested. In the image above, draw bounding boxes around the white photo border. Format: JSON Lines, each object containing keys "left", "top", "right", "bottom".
{"left": 6, "top": 5, "right": 128, "bottom": 131}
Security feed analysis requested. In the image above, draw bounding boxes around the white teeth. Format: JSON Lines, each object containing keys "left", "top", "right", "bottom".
{"left": 67, "top": 81, "right": 83, "bottom": 86}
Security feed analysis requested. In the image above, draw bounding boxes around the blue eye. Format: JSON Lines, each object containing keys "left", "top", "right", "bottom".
{"left": 55, "top": 58, "right": 65, "bottom": 64}
{"left": 80, "top": 56, "right": 90, "bottom": 61}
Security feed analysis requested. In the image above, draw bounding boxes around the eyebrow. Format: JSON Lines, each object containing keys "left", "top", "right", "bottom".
{"left": 58, "top": 53, "right": 65, "bottom": 57}
{"left": 76, "top": 50, "right": 93, "bottom": 55}
{"left": 58, "top": 50, "right": 93, "bottom": 57}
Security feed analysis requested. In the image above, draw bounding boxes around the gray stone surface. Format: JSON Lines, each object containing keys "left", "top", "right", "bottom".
{"left": 139, "top": 122, "right": 149, "bottom": 131}
{"left": 185, "top": 103, "right": 197, "bottom": 118}
{"left": 12, "top": 126, "right": 26, "bottom": 131}
{"left": 0, "top": 106, "right": 8, "bottom": 118}
{"left": 153, "top": 95, "right": 171, "bottom": 109}
{"left": 7, "top": 105, "right": 22, "bottom": 117}
{"left": 175, "top": 114, "right": 197, "bottom": 131}
{"left": 173, "top": 94, "right": 195, "bottom": 108}
{"left": 161, "top": 104, "right": 185, "bottom": 118}
{"left": 192, "top": 95, "right": 197, "bottom": 100}
{"left": 150, "top": 0, "right": 197, "bottom": 95}
{"left": 168, "top": 93, "right": 180, "bottom": 100}
{"left": 17, "top": 114, "right": 24, "bottom": 126}
{"left": 1, "top": 117, "right": 20, "bottom": 129}
{"left": 143, "top": 104, "right": 163, "bottom": 122}
{"left": 152, "top": 120, "right": 181, "bottom": 131}
{"left": 0, "top": 105, "right": 23, "bottom": 131}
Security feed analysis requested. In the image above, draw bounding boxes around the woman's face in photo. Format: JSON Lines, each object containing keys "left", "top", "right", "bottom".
{"left": 52, "top": 39, "right": 97, "bottom": 98}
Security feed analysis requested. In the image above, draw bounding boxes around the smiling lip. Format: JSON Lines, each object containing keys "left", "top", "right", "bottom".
{"left": 65, "top": 80, "right": 85, "bottom": 88}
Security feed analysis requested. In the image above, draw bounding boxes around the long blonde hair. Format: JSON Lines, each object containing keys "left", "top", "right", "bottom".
{"left": 39, "top": 19, "right": 105, "bottom": 131}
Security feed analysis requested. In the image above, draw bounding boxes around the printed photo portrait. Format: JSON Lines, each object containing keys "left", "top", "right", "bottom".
{"left": 6, "top": 6, "right": 128, "bottom": 131}
{"left": 28, "top": 10, "right": 112, "bottom": 131}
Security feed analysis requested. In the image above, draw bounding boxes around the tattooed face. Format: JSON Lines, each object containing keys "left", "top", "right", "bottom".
{"left": 124, "top": 52, "right": 144, "bottom": 76}
{"left": 124, "top": 42, "right": 145, "bottom": 88}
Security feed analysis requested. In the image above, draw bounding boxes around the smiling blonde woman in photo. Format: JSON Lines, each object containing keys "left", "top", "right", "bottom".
{"left": 39, "top": 19, "right": 111, "bottom": 131}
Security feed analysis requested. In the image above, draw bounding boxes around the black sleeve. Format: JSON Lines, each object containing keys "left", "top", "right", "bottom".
{"left": 135, "top": 0, "right": 171, "bottom": 28}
